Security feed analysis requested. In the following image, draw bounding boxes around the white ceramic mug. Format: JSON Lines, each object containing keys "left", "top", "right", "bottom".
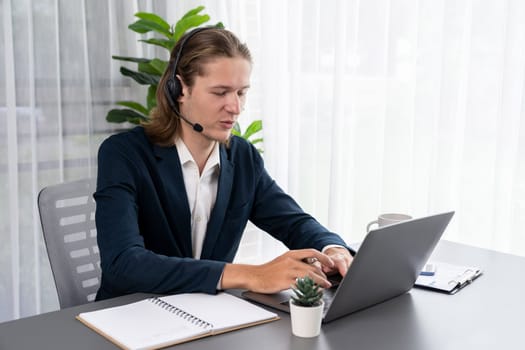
{"left": 366, "top": 213, "right": 412, "bottom": 232}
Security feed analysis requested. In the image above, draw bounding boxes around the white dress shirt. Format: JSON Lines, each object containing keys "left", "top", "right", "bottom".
{"left": 175, "top": 138, "right": 220, "bottom": 259}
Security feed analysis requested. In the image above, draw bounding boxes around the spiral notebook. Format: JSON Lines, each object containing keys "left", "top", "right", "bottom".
{"left": 77, "top": 293, "right": 279, "bottom": 350}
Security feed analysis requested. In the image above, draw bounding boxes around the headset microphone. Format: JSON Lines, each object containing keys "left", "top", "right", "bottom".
{"left": 163, "top": 82, "right": 204, "bottom": 133}
{"left": 192, "top": 122, "right": 204, "bottom": 132}
{"left": 180, "top": 114, "right": 204, "bottom": 133}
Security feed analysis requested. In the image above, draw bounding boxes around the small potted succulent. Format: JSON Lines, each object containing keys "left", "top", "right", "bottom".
{"left": 289, "top": 276, "right": 324, "bottom": 337}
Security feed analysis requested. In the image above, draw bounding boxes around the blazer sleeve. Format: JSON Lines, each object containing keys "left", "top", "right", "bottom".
{"left": 246, "top": 146, "right": 350, "bottom": 252}
{"left": 94, "top": 135, "right": 224, "bottom": 299}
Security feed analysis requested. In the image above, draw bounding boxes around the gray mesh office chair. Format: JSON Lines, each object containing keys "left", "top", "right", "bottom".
{"left": 38, "top": 178, "right": 100, "bottom": 309}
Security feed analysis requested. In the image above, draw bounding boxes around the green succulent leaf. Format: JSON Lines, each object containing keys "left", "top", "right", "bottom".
{"left": 120, "top": 67, "right": 160, "bottom": 85}
{"left": 290, "top": 276, "right": 323, "bottom": 307}
{"left": 106, "top": 108, "right": 149, "bottom": 124}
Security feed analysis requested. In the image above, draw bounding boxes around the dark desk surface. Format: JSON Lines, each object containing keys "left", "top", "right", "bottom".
{"left": 1, "top": 240, "right": 524, "bottom": 350}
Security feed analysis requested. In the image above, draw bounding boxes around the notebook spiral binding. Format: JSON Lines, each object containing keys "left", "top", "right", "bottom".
{"left": 149, "top": 297, "right": 213, "bottom": 329}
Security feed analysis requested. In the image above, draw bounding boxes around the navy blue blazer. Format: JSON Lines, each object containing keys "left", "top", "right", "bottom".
{"left": 94, "top": 126, "right": 348, "bottom": 300}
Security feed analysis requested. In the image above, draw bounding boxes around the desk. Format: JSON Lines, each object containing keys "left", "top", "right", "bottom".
{"left": 1, "top": 241, "right": 523, "bottom": 350}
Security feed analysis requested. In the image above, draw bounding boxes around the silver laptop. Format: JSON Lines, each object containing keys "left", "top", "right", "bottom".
{"left": 242, "top": 211, "right": 454, "bottom": 323}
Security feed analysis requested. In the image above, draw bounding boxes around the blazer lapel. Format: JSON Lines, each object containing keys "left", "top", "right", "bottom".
{"left": 152, "top": 144, "right": 193, "bottom": 256}
{"left": 200, "top": 146, "right": 234, "bottom": 259}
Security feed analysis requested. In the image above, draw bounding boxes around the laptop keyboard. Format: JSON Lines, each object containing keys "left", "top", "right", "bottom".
{"left": 322, "top": 286, "right": 337, "bottom": 311}
{"left": 328, "top": 274, "right": 342, "bottom": 287}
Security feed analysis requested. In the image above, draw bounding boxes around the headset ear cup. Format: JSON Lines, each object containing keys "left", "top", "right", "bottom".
{"left": 164, "top": 78, "right": 179, "bottom": 113}
{"left": 166, "top": 77, "right": 181, "bottom": 100}
{"left": 165, "top": 27, "right": 214, "bottom": 111}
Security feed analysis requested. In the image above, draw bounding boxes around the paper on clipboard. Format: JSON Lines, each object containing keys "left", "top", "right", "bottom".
{"left": 415, "top": 262, "right": 482, "bottom": 294}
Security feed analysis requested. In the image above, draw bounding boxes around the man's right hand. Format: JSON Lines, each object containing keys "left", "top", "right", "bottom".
{"left": 221, "top": 249, "right": 335, "bottom": 293}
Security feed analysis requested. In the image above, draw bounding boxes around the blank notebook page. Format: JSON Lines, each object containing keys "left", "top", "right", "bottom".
{"left": 160, "top": 292, "right": 278, "bottom": 333}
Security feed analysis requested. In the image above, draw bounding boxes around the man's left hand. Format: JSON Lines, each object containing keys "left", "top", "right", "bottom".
{"left": 322, "top": 247, "right": 353, "bottom": 277}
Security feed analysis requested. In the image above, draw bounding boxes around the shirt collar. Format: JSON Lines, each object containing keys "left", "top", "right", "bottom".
{"left": 206, "top": 142, "right": 221, "bottom": 171}
{"left": 175, "top": 137, "right": 193, "bottom": 165}
{"left": 175, "top": 137, "right": 221, "bottom": 171}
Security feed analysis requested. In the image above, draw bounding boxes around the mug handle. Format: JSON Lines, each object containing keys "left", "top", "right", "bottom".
{"left": 366, "top": 220, "right": 379, "bottom": 232}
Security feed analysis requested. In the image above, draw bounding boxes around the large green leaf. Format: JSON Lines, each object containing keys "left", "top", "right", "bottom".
{"left": 232, "top": 121, "right": 264, "bottom": 151}
{"left": 112, "top": 56, "right": 150, "bottom": 63}
{"left": 139, "top": 38, "right": 174, "bottom": 50}
{"left": 173, "top": 14, "right": 211, "bottom": 42}
{"left": 138, "top": 62, "right": 160, "bottom": 75}
{"left": 243, "top": 120, "right": 263, "bottom": 139}
{"left": 138, "top": 58, "right": 168, "bottom": 77}
{"left": 134, "top": 12, "right": 171, "bottom": 32}
{"left": 138, "top": 58, "right": 167, "bottom": 76}
{"left": 249, "top": 137, "right": 263, "bottom": 145}
{"left": 181, "top": 6, "right": 205, "bottom": 20}
{"left": 129, "top": 19, "right": 171, "bottom": 37}
{"left": 120, "top": 67, "right": 160, "bottom": 85}
{"left": 149, "top": 59, "right": 168, "bottom": 74}
{"left": 232, "top": 122, "right": 241, "bottom": 135}
{"left": 146, "top": 85, "right": 157, "bottom": 111}
{"left": 106, "top": 108, "right": 149, "bottom": 124}
{"left": 115, "top": 101, "right": 149, "bottom": 115}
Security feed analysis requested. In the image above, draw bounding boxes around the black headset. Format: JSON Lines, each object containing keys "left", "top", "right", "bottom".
{"left": 163, "top": 26, "right": 219, "bottom": 132}
{"left": 164, "top": 27, "right": 215, "bottom": 115}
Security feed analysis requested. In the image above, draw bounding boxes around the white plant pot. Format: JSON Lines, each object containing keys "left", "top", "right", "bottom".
{"left": 289, "top": 300, "right": 324, "bottom": 338}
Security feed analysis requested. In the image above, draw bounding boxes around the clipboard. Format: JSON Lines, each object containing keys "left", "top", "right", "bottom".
{"left": 415, "top": 262, "right": 482, "bottom": 294}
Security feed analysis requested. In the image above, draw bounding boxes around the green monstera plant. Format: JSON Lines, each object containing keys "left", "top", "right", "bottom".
{"left": 107, "top": 6, "right": 263, "bottom": 151}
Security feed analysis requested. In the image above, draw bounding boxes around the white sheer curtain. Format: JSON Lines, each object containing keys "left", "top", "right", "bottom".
{"left": 210, "top": 0, "right": 525, "bottom": 260}
{"left": 2, "top": 0, "right": 524, "bottom": 322}
{"left": 0, "top": 0, "right": 162, "bottom": 321}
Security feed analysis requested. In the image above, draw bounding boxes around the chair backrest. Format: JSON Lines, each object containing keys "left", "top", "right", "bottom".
{"left": 38, "top": 178, "right": 100, "bottom": 309}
